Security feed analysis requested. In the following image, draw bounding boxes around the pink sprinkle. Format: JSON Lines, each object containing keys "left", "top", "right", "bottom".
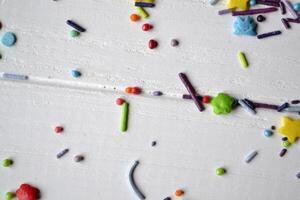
{"left": 116, "top": 98, "right": 125, "bottom": 105}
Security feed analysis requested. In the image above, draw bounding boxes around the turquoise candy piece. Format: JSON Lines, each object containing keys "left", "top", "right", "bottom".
{"left": 293, "top": 3, "right": 300, "bottom": 12}
{"left": 1, "top": 32, "right": 17, "bottom": 47}
{"left": 210, "top": 93, "right": 235, "bottom": 115}
{"left": 233, "top": 16, "right": 257, "bottom": 36}
{"left": 249, "top": 0, "right": 256, "bottom": 6}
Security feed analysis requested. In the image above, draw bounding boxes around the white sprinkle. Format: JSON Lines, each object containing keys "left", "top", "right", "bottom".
{"left": 2, "top": 73, "right": 28, "bottom": 80}
{"left": 245, "top": 150, "right": 258, "bottom": 163}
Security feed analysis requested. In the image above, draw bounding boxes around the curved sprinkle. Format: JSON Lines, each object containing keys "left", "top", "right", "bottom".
{"left": 129, "top": 160, "right": 146, "bottom": 200}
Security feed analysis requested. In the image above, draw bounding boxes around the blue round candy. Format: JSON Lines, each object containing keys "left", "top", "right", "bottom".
{"left": 1, "top": 32, "right": 17, "bottom": 47}
{"left": 263, "top": 129, "right": 273, "bottom": 137}
{"left": 293, "top": 3, "right": 300, "bottom": 12}
{"left": 249, "top": 0, "right": 256, "bottom": 6}
{"left": 71, "top": 70, "right": 81, "bottom": 78}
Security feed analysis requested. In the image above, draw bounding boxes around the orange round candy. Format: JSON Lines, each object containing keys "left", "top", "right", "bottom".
{"left": 175, "top": 189, "right": 184, "bottom": 197}
{"left": 130, "top": 14, "right": 140, "bottom": 22}
{"left": 125, "top": 87, "right": 133, "bottom": 94}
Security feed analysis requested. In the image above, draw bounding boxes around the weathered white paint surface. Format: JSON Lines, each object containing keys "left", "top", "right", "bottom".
{"left": 0, "top": 0, "right": 300, "bottom": 199}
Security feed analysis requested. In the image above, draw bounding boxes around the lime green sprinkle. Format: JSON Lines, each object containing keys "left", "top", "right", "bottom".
{"left": 136, "top": 7, "right": 149, "bottom": 18}
{"left": 238, "top": 51, "right": 248, "bottom": 68}
{"left": 69, "top": 30, "right": 80, "bottom": 38}
{"left": 210, "top": 93, "right": 234, "bottom": 115}
{"left": 215, "top": 167, "right": 226, "bottom": 176}
{"left": 5, "top": 192, "right": 15, "bottom": 200}
{"left": 282, "top": 140, "right": 291, "bottom": 148}
{"left": 2, "top": 159, "right": 13, "bottom": 167}
{"left": 120, "top": 102, "right": 129, "bottom": 132}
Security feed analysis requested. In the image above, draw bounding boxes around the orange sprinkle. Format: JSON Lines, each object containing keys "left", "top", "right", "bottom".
{"left": 130, "top": 14, "right": 140, "bottom": 22}
{"left": 125, "top": 87, "right": 133, "bottom": 94}
{"left": 175, "top": 189, "right": 184, "bottom": 197}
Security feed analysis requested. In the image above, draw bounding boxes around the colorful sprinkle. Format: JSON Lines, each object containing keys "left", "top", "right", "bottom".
{"left": 2, "top": 73, "right": 28, "bottom": 80}
{"left": 175, "top": 189, "right": 184, "bottom": 197}
{"left": 148, "top": 39, "right": 158, "bottom": 49}
{"left": 135, "top": 2, "right": 155, "bottom": 7}
{"left": 211, "top": 93, "right": 234, "bottom": 115}
{"left": 279, "top": 148, "right": 287, "bottom": 157}
{"left": 54, "top": 126, "right": 63, "bottom": 133}
{"left": 56, "top": 148, "right": 69, "bottom": 159}
{"left": 152, "top": 91, "right": 163, "bottom": 96}
{"left": 5, "top": 192, "right": 15, "bottom": 200}
{"left": 282, "top": 140, "right": 291, "bottom": 148}
{"left": 232, "top": 7, "right": 278, "bottom": 16}
{"left": 263, "top": 129, "right": 273, "bottom": 137}
{"left": 238, "top": 51, "right": 249, "bottom": 68}
{"left": 256, "top": 15, "right": 266, "bottom": 22}
{"left": 129, "top": 161, "right": 146, "bottom": 200}
{"left": 142, "top": 23, "right": 152, "bottom": 31}
{"left": 202, "top": 95, "right": 211, "bottom": 104}
{"left": 2, "top": 159, "right": 13, "bottom": 167}
{"left": 116, "top": 98, "right": 125, "bottom": 105}
{"left": 66, "top": 20, "right": 86, "bottom": 32}
{"left": 136, "top": 7, "right": 149, "bottom": 18}
{"left": 278, "top": 116, "right": 300, "bottom": 143}
{"left": 215, "top": 167, "right": 226, "bottom": 176}
{"left": 257, "top": 30, "right": 282, "bottom": 39}
{"left": 171, "top": 39, "right": 179, "bottom": 47}
{"left": 16, "top": 184, "right": 40, "bottom": 200}
{"left": 1, "top": 32, "right": 17, "bottom": 47}
{"left": 233, "top": 16, "right": 257, "bottom": 36}
{"left": 130, "top": 14, "right": 141, "bottom": 22}
{"left": 120, "top": 102, "right": 129, "bottom": 132}
{"left": 245, "top": 150, "right": 258, "bottom": 163}
{"left": 70, "top": 69, "right": 81, "bottom": 78}
{"left": 74, "top": 155, "right": 84, "bottom": 162}
{"left": 69, "top": 30, "right": 80, "bottom": 38}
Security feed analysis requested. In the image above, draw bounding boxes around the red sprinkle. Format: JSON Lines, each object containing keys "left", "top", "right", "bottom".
{"left": 54, "top": 126, "right": 63, "bottom": 134}
{"left": 202, "top": 95, "right": 211, "bottom": 104}
{"left": 142, "top": 23, "right": 152, "bottom": 31}
{"left": 148, "top": 39, "right": 158, "bottom": 49}
{"left": 16, "top": 184, "right": 40, "bottom": 200}
{"left": 132, "top": 87, "right": 142, "bottom": 95}
{"left": 116, "top": 98, "right": 125, "bottom": 105}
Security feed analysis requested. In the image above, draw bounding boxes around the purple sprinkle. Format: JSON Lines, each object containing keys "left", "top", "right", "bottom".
{"left": 252, "top": 102, "right": 279, "bottom": 110}
{"left": 152, "top": 91, "right": 163, "bottom": 96}
{"left": 277, "top": 102, "right": 289, "bottom": 112}
{"left": 218, "top": 8, "right": 236, "bottom": 15}
{"left": 286, "top": 18, "right": 300, "bottom": 23}
{"left": 281, "top": 18, "right": 290, "bottom": 29}
{"left": 244, "top": 99, "right": 256, "bottom": 110}
{"left": 179, "top": 73, "right": 204, "bottom": 112}
{"left": 291, "top": 100, "right": 300, "bottom": 104}
{"left": 232, "top": 7, "right": 278, "bottom": 16}
{"left": 257, "top": 30, "right": 282, "bottom": 39}
{"left": 281, "top": 0, "right": 300, "bottom": 19}
{"left": 280, "top": 2, "right": 286, "bottom": 14}
{"left": 256, "top": 0, "right": 280, "bottom": 7}
{"left": 279, "top": 148, "right": 287, "bottom": 157}
{"left": 296, "top": 171, "right": 300, "bottom": 179}
{"left": 182, "top": 94, "right": 202, "bottom": 100}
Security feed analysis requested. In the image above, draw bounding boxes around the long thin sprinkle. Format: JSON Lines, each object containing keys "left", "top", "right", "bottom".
{"left": 281, "top": 18, "right": 290, "bottom": 29}
{"left": 280, "top": 2, "right": 286, "bottom": 14}
{"left": 182, "top": 94, "right": 202, "bottom": 100}
{"left": 56, "top": 148, "right": 69, "bottom": 159}
{"left": 239, "top": 99, "right": 256, "bottom": 115}
{"left": 281, "top": 0, "right": 300, "bottom": 19}
{"left": 257, "top": 30, "right": 282, "bottom": 39}
{"left": 120, "top": 102, "right": 129, "bottom": 132}
{"left": 245, "top": 151, "right": 258, "bottom": 163}
{"left": 66, "top": 20, "right": 86, "bottom": 32}
{"left": 252, "top": 102, "right": 278, "bottom": 110}
{"left": 256, "top": 0, "right": 280, "bottom": 7}
{"left": 2, "top": 73, "right": 28, "bottom": 80}
{"left": 179, "top": 73, "right": 204, "bottom": 112}
{"left": 282, "top": 106, "right": 300, "bottom": 112}
{"left": 129, "top": 160, "right": 146, "bottom": 200}
{"left": 232, "top": 7, "right": 278, "bottom": 16}
{"left": 218, "top": 8, "right": 236, "bottom": 15}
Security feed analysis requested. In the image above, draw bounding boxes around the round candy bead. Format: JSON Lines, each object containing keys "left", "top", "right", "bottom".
{"left": 171, "top": 39, "right": 179, "bottom": 47}
{"left": 282, "top": 140, "right": 291, "bottom": 148}
{"left": 5, "top": 192, "right": 15, "bottom": 200}
{"left": 293, "top": 3, "right": 300, "bottom": 12}
{"left": 263, "top": 129, "right": 273, "bottom": 137}
{"left": 202, "top": 95, "right": 211, "bottom": 104}
{"left": 148, "top": 39, "right": 158, "bottom": 49}
{"left": 74, "top": 155, "right": 84, "bottom": 162}
{"left": 132, "top": 87, "right": 141, "bottom": 94}
{"left": 54, "top": 126, "right": 63, "bottom": 133}
{"left": 249, "top": 0, "right": 256, "bottom": 6}
{"left": 151, "top": 141, "right": 157, "bottom": 146}
{"left": 257, "top": 15, "right": 265, "bottom": 22}
{"left": 142, "top": 23, "right": 152, "bottom": 31}
{"left": 130, "top": 14, "right": 140, "bottom": 22}
{"left": 2, "top": 159, "right": 13, "bottom": 167}
{"left": 175, "top": 189, "right": 184, "bottom": 197}
{"left": 1, "top": 32, "right": 17, "bottom": 47}
{"left": 215, "top": 167, "right": 226, "bottom": 176}
{"left": 116, "top": 98, "right": 125, "bottom": 105}
{"left": 69, "top": 30, "right": 80, "bottom": 38}
{"left": 70, "top": 69, "right": 81, "bottom": 78}
{"left": 152, "top": 91, "right": 163, "bottom": 96}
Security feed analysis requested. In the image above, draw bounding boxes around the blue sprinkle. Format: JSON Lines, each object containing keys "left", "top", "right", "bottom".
{"left": 238, "top": 99, "right": 256, "bottom": 115}
{"left": 245, "top": 150, "right": 258, "bottom": 163}
{"left": 233, "top": 16, "right": 257, "bottom": 36}
{"left": 249, "top": 0, "right": 256, "bottom": 6}
{"left": 2, "top": 73, "right": 28, "bottom": 80}
{"left": 293, "top": 3, "right": 300, "bottom": 12}
{"left": 263, "top": 129, "right": 273, "bottom": 137}
{"left": 1, "top": 32, "right": 17, "bottom": 47}
{"left": 277, "top": 102, "right": 289, "bottom": 112}
{"left": 70, "top": 69, "right": 81, "bottom": 78}
{"left": 152, "top": 91, "right": 163, "bottom": 96}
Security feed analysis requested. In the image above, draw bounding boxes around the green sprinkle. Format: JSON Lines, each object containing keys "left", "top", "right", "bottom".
{"left": 120, "top": 102, "right": 129, "bottom": 132}
{"left": 238, "top": 51, "right": 248, "bottom": 68}
{"left": 2, "top": 159, "right": 13, "bottom": 167}
{"left": 69, "top": 30, "right": 80, "bottom": 38}
{"left": 136, "top": 7, "right": 149, "bottom": 18}
{"left": 210, "top": 93, "right": 234, "bottom": 115}
{"left": 282, "top": 140, "right": 291, "bottom": 148}
{"left": 5, "top": 192, "right": 15, "bottom": 200}
{"left": 215, "top": 167, "right": 226, "bottom": 176}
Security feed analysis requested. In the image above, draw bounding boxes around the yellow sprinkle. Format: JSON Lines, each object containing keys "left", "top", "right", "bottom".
{"left": 135, "top": 0, "right": 154, "bottom": 3}
{"left": 136, "top": 7, "right": 149, "bottom": 18}
{"left": 238, "top": 51, "right": 248, "bottom": 68}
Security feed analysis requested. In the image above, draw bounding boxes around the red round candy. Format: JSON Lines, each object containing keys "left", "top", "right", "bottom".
{"left": 148, "top": 39, "right": 158, "bottom": 49}
{"left": 132, "top": 87, "right": 142, "bottom": 95}
{"left": 142, "top": 23, "right": 152, "bottom": 31}
{"left": 116, "top": 98, "right": 125, "bottom": 105}
{"left": 54, "top": 126, "right": 63, "bottom": 133}
{"left": 16, "top": 184, "right": 40, "bottom": 200}
{"left": 202, "top": 95, "right": 211, "bottom": 104}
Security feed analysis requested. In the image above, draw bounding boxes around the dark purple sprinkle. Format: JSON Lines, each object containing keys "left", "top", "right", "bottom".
{"left": 232, "top": 7, "right": 278, "bottom": 16}
{"left": 296, "top": 171, "right": 300, "bottom": 179}
{"left": 291, "top": 100, "right": 300, "bottom": 104}
{"left": 281, "top": 18, "right": 291, "bottom": 29}
{"left": 182, "top": 94, "right": 202, "bottom": 100}
{"left": 271, "top": 125, "right": 276, "bottom": 130}
{"left": 74, "top": 155, "right": 84, "bottom": 162}
{"left": 232, "top": 98, "right": 240, "bottom": 109}
{"left": 152, "top": 91, "right": 163, "bottom": 96}
{"left": 257, "top": 15, "right": 266, "bottom": 22}
{"left": 151, "top": 141, "right": 157, "bottom": 146}
{"left": 243, "top": 99, "right": 256, "bottom": 110}
{"left": 280, "top": 2, "right": 286, "bottom": 14}
{"left": 277, "top": 102, "right": 289, "bottom": 112}
{"left": 286, "top": 18, "right": 300, "bottom": 23}
{"left": 179, "top": 73, "right": 204, "bottom": 112}
{"left": 66, "top": 20, "right": 86, "bottom": 32}
{"left": 279, "top": 149, "right": 287, "bottom": 157}
{"left": 218, "top": 8, "right": 236, "bottom": 15}
{"left": 259, "top": 0, "right": 280, "bottom": 3}
{"left": 282, "top": 137, "right": 288, "bottom": 141}
{"left": 257, "top": 30, "right": 282, "bottom": 39}
{"left": 134, "top": 2, "right": 155, "bottom": 7}
{"left": 256, "top": 0, "right": 280, "bottom": 7}
{"left": 252, "top": 102, "right": 278, "bottom": 110}
{"left": 282, "top": 0, "right": 300, "bottom": 19}
{"left": 163, "top": 197, "right": 171, "bottom": 200}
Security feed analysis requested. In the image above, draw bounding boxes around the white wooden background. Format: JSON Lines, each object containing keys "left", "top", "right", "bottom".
{"left": 0, "top": 0, "right": 300, "bottom": 199}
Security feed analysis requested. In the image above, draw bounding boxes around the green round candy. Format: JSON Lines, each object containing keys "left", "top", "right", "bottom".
{"left": 5, "top": 192, "right": 15, "bottom": 200}
{"left": 215, "top": 167, "right": 226, "bottom": 176}
{"left": 211, "top": 93, "right": 234, "bottom": 115}
{"left": 69, "top": 30, "right": 80, "bottom": 38}
{"left": 282, "top": 140, "right": 291, "bottom": 148}
{"left": 2, "top": 159, "right": 13, "bottom": 167}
